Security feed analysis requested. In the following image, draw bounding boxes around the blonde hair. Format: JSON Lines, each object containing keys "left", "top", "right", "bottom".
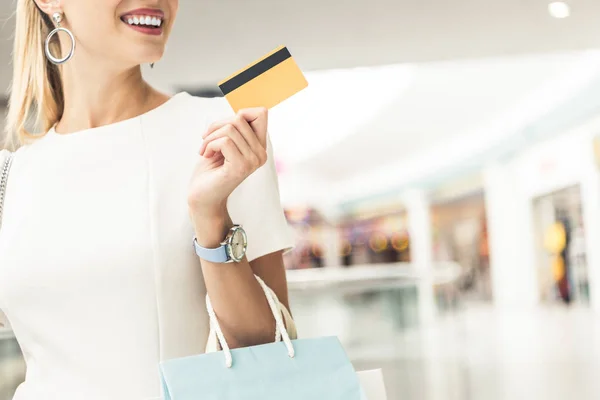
{"left": 3, "top": 0, "right": 64, "bottom": 151}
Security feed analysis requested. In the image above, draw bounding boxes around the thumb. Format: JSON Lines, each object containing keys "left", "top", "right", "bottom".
{"left": 237, "top": 107, "right": 268, "bottom": 148}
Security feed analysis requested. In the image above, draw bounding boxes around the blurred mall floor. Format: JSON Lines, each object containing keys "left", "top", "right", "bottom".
{"left": 354, "top": 303, "right": 600, "bottom": 400}
{"left": 3, "top": 290, "right": 600, "bottom": 400}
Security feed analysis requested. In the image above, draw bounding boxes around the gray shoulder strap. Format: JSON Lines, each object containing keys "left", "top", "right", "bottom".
{"left": 0, "top": 151, "right": 14, "bottom": 230}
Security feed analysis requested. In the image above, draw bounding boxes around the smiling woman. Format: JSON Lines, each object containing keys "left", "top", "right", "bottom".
{"left": 0, "top": 1, "right": 296, "bottom": 400}
{"left": 120, "top": 9, "right": 164, "bottom": 35}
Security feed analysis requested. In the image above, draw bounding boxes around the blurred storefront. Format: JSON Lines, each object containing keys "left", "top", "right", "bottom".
{"left": 283, "top": 208, "right": 329, "bottom": 269}
{"left": 338, "top": 210, "right": 410, "bottom": 267}
{"left": 284, "top": 203, "right": 411, "bottom": 269}
{"left": 533, "top": 185, "right": 588, "bottom": 305}
{"left": 484, "top": 113, "right": 600, "bottom": 311}
{"left": 431, "top": 192, "right": 491, "bottom": 301}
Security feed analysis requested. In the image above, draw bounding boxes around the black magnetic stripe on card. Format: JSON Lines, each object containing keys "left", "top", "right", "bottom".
{"left": 219, "top": 47, "right": 292, "bottom": 95}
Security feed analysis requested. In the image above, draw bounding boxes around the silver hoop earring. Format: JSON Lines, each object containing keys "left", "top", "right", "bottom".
{"left": 45, "top": 12, "right": 75, "bottom": 65}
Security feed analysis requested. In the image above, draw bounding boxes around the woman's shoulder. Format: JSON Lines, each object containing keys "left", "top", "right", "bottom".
{"left": 0, "top": 144, "right": 40, "bottom": 184}
{"left": 0, "top": 150, "right": 10, "bottom": 171}
{"left": 1, "top": 145, "right": 30, "bottom": 161}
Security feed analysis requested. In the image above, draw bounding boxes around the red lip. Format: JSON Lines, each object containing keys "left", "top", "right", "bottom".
{"left": 121, "top": 8, "right": 164, "bottom": 18}
{"left": 125, "top": 24, "right": 163, "bottom": 36}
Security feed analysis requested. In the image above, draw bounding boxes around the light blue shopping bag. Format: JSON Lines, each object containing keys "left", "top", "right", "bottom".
{"left": 159, "top": 276, "right": 365, "bottom": 400}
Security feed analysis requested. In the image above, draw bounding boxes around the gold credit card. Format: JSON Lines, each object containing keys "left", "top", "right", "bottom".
{"left": 218, "top": 45, "right": 308, "bottom": 113}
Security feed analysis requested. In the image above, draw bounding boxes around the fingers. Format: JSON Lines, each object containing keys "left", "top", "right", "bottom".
{"left": 204, "top": 136, "right": 242, "bottom": 162}
{"left": 203, "top": 107, "right": 268, "bottom": 150}
{"left": 200, "top": 115, "right": 265, "bottom": 163}
{"left": 236, "top": 107, "right": 268, "bottom": 150}
{"left": 203, "top": 137, "right": 258, "bottom": 178}
{"left": 230, "top": 115, "right": 267, "bottom": 164}
{"left": 200, "top": 107, "right": 269, "bottom": 171}
{"left": 200, "top": 122, "right": 253, "bottom": 161}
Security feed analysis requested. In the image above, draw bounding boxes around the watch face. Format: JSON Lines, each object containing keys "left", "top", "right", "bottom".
{"left": 229, "top": 227, "right": 247, "bottom": 262}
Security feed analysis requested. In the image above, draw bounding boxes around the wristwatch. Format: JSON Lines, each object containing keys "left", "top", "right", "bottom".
{"left": 193, "top": 224, "right": 248, "bottom": 263}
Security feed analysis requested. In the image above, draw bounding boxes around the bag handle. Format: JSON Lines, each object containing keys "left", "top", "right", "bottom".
{"left": 206, "top": 274, "right": 295, "bottom": 368}
{"left": 0, "top": 152, "right": 14, "bottom": 231}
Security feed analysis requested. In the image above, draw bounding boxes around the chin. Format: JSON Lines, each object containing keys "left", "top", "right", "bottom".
{"left": 133, "top": 48, "right": 166, "bottom": 66}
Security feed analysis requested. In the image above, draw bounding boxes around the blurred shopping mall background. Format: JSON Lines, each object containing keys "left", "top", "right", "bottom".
{"left": 4, "top": 0, "right": 600, "bottom": 399}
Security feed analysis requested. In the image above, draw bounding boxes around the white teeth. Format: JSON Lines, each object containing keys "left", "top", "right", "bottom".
{"left": 126, "top": 15, "right": 163, "bottom": 27}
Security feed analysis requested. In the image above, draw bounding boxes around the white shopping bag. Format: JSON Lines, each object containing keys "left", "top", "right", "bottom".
{"left": 358, "top": 369, "right": 388, "bottom": 400}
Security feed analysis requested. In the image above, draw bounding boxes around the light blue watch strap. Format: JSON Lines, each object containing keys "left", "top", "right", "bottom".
{"left": 193, "top": 237, "right": 230, "bottom": 263}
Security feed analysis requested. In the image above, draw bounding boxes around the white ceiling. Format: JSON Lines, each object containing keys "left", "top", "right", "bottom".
{"left": 300, "top": 51, "right": 597, "bottom": 179}
{"left": 274, "top": 50, "right": 600, "bottom": 209}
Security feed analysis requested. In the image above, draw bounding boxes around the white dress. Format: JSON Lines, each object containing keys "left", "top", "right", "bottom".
{"left": 0, "top": 92, "right": 295, "bottom": 400}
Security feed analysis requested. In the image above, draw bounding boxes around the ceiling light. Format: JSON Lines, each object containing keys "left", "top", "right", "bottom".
{"left": 548, "top": 2, "right": 570, "bottom": 19}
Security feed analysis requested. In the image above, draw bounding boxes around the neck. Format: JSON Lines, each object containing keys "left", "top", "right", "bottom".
{"left": 55, "top": 56, "right": 167, "bottom": 134}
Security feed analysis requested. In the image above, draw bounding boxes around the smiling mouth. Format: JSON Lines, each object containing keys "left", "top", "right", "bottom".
{"left": 120, "top": 10, "right": 164, "bottom": 35}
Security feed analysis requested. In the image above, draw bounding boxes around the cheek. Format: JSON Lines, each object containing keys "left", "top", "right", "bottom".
{"left": 167, "top": 0, "right": 179, "bottom": 27}
{"left": 170, "top": 0, "right": 180, "bottom": 14}
{"left": 64, "top": 0, "right": 121, "bottom": 39}
{"left": 68, "top": 12, "right": 122, "bottom": 48}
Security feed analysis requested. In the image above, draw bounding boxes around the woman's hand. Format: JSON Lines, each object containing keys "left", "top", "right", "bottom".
{"left": 187, "top": 107, "right": 269, "bottom": 227}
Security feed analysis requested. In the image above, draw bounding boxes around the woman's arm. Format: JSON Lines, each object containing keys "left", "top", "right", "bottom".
{"left": 188, "top": 106, "right": 295, "bottom": 349}
{"left": 249, "top": 251, "right": 291, "bottom": 313}
{"left": 193, "top": 209, "right": 290, "bottom": 349}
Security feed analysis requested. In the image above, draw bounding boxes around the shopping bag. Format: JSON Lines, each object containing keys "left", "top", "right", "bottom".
{"left": 357, "top": 370, "right": 388, "bottom": 400}
{"left": 159, "top": 276, "right": 364, "bottom": 400}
